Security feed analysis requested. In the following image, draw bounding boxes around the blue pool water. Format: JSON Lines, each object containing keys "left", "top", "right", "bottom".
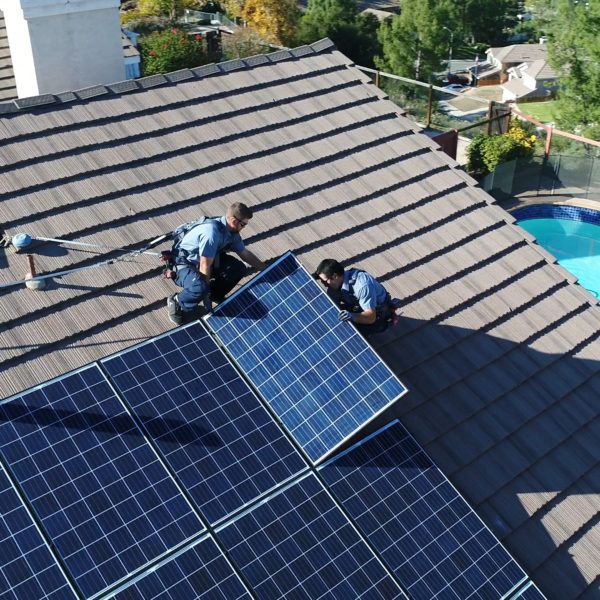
{"left": 517, "top": 217, "right": 600, "bottom": 299}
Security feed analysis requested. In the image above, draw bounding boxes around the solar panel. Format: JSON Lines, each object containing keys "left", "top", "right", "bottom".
{"left": 319, "top": 420, "right": 528, "bottom": 600}
{"left": 0, "top": 366, "right": 204, "bottom": 599}
{"left": 107, "top": 534, "right": 251, "bottom": 599}
{"left": 0, "top": 464, "right": 77, "bottom": 600}
{"left": 215, "top": 473, "right": 408, "bottom": 599}
{"left": 206, "top": 252, "right": 407, "bottom": 464}
{"left": 102, "top": 322, "right": 307, "bottom": 525}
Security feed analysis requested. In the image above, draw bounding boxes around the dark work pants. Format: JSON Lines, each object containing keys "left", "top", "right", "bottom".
{"left": 354, "top": 311, "right": 391, "bottom": 336}
{"left": 327, "top": 288, "right": 393, "bottom": 336}
{"left": 175, "top": 254, "right": 246, "bottom": 312}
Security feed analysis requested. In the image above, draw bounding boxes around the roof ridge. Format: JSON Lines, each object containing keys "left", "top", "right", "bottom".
{"left": 0, "top": 39, "right": 336, "bottom": 117}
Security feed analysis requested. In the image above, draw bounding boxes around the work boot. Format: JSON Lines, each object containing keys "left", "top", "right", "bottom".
{"left": 167, "top": 294, "right": 183, "bottom": 326}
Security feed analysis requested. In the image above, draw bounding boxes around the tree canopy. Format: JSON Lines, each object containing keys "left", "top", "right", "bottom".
{"left": 375, "top": 0, "right": 454, "bottom": 80}
{"left": 547, "top": 0, "right": 600, "bottom": 138}
{"left": 241, "top": 0, "right": 300, "bottom": 46}
{"left": 295, "top": 0, "right": 381, "bottom": 68}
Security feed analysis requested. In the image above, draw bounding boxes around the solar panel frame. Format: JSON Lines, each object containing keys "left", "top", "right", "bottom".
{"left": 318, "top": 420, "right": 529, "bottom": 600}
{"left": 205, "top": 251, "right": 408, "bottom": 465}
{"left": 105, "top": 534, "right": 252, "bottom": 600}
{"left": 508, "top": 582, "right": 547, "bottom": 600}
{"left": 0, "top": 365, "right": 205, "bottom": 599}
{"left": 215, "top": 472, "right": 408, "bottom": 599}
{"left": 101, "top": 321, "right": 308, "bottom": 526}
{"left": 0, "top": 464, "right": 78, "bottom": 600}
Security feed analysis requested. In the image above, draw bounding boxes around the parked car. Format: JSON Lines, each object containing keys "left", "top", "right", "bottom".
{"left": 447, "top": 72, "right": 470, "bottom": 85}
{"left": 442, "top": 84, "right": 467, "bottom": 93}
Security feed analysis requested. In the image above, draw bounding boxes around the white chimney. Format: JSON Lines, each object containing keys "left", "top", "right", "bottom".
{"left": 0, "top": 0, "right": 125, "bottom": 98}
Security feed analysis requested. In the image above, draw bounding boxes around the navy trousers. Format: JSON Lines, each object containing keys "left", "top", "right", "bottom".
{"left": 175, "top": 254, "right": 246, "bottom": 312}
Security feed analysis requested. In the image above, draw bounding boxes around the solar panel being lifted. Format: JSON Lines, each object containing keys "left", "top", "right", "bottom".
{"left": 319, "top": 420, "right": 529, "bottom": 600}
{"left": 107, "top": 534, "right": 251, "bottom": 600}
{"left": 206, "top": 252, "right": 407, "bottom": 464}
{"left": 0, "top": 366, "right": 204, "bottom": 599}
{"left": 0, "top": 464, "right": 77, "bottom": 600}
{"left": 216, "top": 473, "right": 408, "bottom": 599}
{"left": 102, "top": 322, "right": 307, "bottom": 525}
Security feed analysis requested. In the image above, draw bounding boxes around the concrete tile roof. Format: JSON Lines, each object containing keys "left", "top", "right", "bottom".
{"left": 489, "top": 43, "right": 550, "bottom": 65}
{"left": 0, "top": 40, "right": 599, "bottom": 599}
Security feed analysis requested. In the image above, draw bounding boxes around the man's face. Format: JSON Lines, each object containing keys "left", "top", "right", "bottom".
{"left": 227, "top": 215, "right": 250, "bottom": 233}
{"left": 318, "top": 272, "right": 343, "bottom": 291}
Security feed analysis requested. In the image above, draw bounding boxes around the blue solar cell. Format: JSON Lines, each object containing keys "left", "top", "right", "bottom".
{"left": 0, "top": 366, "right": 204, "bottom": 599}
{"left": 102, "top": 322, "right": 307, "bottom": 525}
{"left": 108, "top": 535, "right": 250, "bottom": 599}
{"left": 319, "top": 420, "right": 528, "bottom": 600}
{"left": 216, "top": 473, "right": 407, "bottom": 599}
{"left": 206, "top": 252, "right": 407, "bottom": 464}
{"left": 0, "top": 465, "right": 77, "bottom": 600}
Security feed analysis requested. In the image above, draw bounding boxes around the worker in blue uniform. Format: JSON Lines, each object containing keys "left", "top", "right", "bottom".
{"left": 167, "top": 202, "right": 265, "bottom": 325}
{"left": 314, "top": 258, "right": 400, "bottom": 335}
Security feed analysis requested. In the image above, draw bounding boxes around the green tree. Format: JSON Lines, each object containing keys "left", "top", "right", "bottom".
{"left": 376, "top": 0, "right": 455, "bottom": 80}
{"left": 296, "top": 0, "right": 381, "bottom": 68}
{"left": 242, "top": 0, "right": 300, "bottom": 46}
{"left": 140, "top": 28, "right": 214, "bottom": 75}
{"left": 462, "top": 0, "right": 519, "bottom": 45}
{"left": 547, "top": 0, "right": 600, "bottom": 139}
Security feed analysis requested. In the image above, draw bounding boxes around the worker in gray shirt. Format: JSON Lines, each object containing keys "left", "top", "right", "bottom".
{"left": 314, "top": 258, "right": 400, "bottom": 335}
{"left": 168, "top": 202, "right": 264, "bottom": 325}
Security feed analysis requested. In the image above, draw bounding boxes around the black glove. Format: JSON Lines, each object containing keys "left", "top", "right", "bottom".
{"left": 338, "top": 310, "right": 353, "bottom": 322}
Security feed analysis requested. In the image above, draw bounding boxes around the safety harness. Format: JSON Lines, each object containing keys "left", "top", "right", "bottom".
{"left": 161, "top": 216, "right": 228, "bottom": 279}
{"left": 334, "top": 268, "right": 398, "bottom": 326}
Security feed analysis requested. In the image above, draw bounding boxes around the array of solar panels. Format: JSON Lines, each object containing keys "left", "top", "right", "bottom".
{"left": 0, "top": 252, "right": 544, "bottom": 599}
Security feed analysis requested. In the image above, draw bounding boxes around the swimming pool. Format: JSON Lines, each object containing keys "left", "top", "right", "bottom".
{"left": 514, "top": 204, "right": 600, "bottom": 300}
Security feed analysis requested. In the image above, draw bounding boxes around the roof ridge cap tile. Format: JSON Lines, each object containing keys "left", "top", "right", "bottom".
{"left": 14, "top": 93, "right": 56, "bottom": 109}
{"left": 218, "top": 58, "right": 246, "bottom": 72}
{"left": 0, "top": 39, "right": 337, "bottom": 114}
{"left": 165, "top": 69, "right": 195, "bottom": 83}
{"left": 310, "top": 38, "right": 335, "bottom": 53}
{"left": 74, "top": 84, "right": 109, "bottom": 100}
{"left": 267, "top": 49, "right": 293, "bottom": 62}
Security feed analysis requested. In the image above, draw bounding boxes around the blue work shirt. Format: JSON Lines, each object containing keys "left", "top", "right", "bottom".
{"left": 340, "top": 269, "right": 388, "bottom": 311}
{"left": 178, "top": 216, "right": 245, "bottom": 265}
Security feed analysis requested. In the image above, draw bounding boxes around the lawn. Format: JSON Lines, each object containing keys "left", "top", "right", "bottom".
{"left": 516, "top": 100, "right": 557, "bottom": 124}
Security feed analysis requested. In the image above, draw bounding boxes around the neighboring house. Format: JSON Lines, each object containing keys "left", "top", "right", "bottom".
{"left": 297, "top": 0, "right": 399, "bottom": 13}
{"left": 472, "top": 43, "right": 556, "bottom": 88}
{"left": 501, "top": 59, "right": 558, "bottom": 103}
{"left": 0, "top": 11, "right": 16, "bottom": 101}
{"left": 0, "top": 40, "right": 599, "bottom": 600}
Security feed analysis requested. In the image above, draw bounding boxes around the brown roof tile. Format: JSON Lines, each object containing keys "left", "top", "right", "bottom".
{"left": 0, "top": 41, "right": 598, "bottom": 598}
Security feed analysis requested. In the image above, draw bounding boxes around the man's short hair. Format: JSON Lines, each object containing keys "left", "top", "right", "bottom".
{"left": 314, "top": 258, "right": 344, "bottom": 279}
{"left": 227, "top": 202, "right": 253, "bottom": 221}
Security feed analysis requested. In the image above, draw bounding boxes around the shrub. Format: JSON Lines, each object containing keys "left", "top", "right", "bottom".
{"left": 467, "top": 121, "right": 536, "bottom": 176}
{"left": 139, "top": 27, "right": 214, "bottom": 75}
